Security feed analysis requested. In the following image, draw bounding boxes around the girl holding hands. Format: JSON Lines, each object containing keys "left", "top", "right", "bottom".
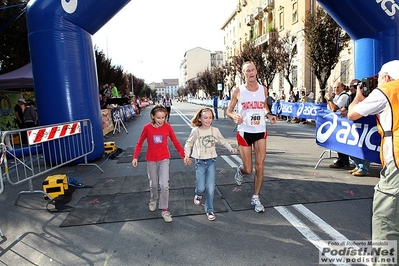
{"left": 184, "top": 107, "right": 237, "bottom": 221}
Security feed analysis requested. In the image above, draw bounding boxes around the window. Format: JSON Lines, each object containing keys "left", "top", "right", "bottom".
{"left": 279, "top": 8, "right": 284, "bottom": 31}
{"left": 292, "top": 2, "right": 298, "bottom": 24}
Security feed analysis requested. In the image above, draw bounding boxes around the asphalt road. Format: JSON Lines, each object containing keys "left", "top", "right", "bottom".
{"left": 0, "top": 101, "right": 380, "bottom": 266}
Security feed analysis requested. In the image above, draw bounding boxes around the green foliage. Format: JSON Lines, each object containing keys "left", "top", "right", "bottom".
{"left": 304, "top": 6, "right": 351, "bottom": 98}
{"left": 95, "top": 47, "right": 149, "bottom": 98}
{"left": 0, "top": 0, "right": 29, "bottom": 74}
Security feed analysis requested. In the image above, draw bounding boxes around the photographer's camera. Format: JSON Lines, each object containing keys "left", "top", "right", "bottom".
{"left": 360, "top": 75, "right": 378, "bottom": 97}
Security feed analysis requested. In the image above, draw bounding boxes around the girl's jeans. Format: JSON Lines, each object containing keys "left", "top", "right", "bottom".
{"left": 147, "top": 159, "right": 170, "bottom": 210}
{"left": 195, "top": 158, "right": 216, "bottom": 213}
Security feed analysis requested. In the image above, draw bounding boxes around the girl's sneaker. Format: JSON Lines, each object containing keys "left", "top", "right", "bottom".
{"left": 148, "top": 200, "right": 156, "bottom": 212}
{"left": 162, "top": 211, "right": 173, "bottom": 223}
{"left": 193, "top": 195, "right": 202, "bottom": 206}
{"left": 207, "top": 212, "right": 216, "bottom": 221}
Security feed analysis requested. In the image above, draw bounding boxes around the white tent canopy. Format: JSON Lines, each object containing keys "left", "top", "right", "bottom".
{"left": 0, "top": 63, "right": 33, "bottom": 90}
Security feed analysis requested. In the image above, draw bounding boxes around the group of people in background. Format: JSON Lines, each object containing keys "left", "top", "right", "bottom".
{"left": 99, "top": 82, "right": 149, "bottom": 118}
{"left": 14, "top": 97, "right": 37, "bottom": 130}
{"left": 325, "top": 79, "right": 371, "bottom": 177}
{"left": 13, "top": 97, "right": 38, "bottom": 144}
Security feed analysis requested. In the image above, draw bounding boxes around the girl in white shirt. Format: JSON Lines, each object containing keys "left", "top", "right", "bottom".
{"left": 184, "top": 108, "right": 237, "bottom": 221}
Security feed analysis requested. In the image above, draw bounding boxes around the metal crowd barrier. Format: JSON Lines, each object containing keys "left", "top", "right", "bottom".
{"left": 0, "top": 119, "right": 103, "bottom": 205}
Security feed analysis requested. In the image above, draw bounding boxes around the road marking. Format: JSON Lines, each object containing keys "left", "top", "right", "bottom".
{"left": 275, "top": 205, "right": 351, "bottom": 266}
{"left": 230, "top": 155, "right": 242, "bottom": 165}
{"left": 221, "top": 155, "right": 236, "bottom": 167}
{"left": 293, "top": 204, "right": 351, "bottom": 242}
{"left": 173, "top": 106, "right": 193, "bottom": 128}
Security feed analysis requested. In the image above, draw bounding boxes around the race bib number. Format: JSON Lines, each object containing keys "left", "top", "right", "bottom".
{"left": 246, "top": 113, "right": 265, "bottom": 126}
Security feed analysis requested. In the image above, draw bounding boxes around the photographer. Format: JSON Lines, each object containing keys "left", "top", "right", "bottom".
{"left": 325, "top": 81, "right": 350, "bottom": 168}
{"left": 341, "top": 79, "right": 370, "bottom": 177}
{"left": 348, "top": 60, "right": 399, "bottom": 259}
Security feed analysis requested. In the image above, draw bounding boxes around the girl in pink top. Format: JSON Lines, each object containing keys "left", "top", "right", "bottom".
{"left": 132, "top": 105, "right": 187, "bottom": 223}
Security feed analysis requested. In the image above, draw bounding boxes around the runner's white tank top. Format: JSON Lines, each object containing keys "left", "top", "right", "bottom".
{"left": 237, "top": 84, "right": 266, "bottom": 133}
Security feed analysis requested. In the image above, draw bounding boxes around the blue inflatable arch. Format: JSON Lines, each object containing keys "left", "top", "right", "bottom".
{"left": 26, "top": 0, "right": 130, "bottom": 161}
{"left": 317, "top": 0, "right": 399, "bottom": 79}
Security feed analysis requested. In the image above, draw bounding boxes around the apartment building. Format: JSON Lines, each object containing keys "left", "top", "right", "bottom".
{"left": 163, "top": 78, "right": 179, "bottom": 98}
{"left": 221, "top": 0, "right": 354, "bottom": 99}
{"left": 182, "top": 47, "right": 211, "bottom": 84}
{"left": 181, "top": 48, "right": 225, "bottom": 87}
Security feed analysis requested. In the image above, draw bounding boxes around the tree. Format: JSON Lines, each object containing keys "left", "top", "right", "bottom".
{"left": 0, "top": 0, "right": 30, "bottom": 73}
{"left": 258, "top": 38, "right": 280, "bottom": 89}
{"left": 186, "top": 78, "right": 200, "bottom": 97}
{"left": 304, "top": 6, "right": 351, "bottom": 102}
{"left": 229, "top": 39, "right": 280, "bottom": 89}
{"left": 224, "top": 63, "right": 238, "bottom": 93}
{"left": 196, "top": 69, "right": 214, "bottom": 96}
{"left": 277, "top": 32, "right": 297, "bottom": 91}
{"left": 95, "top": 46, "right": 113, "bottom": 88}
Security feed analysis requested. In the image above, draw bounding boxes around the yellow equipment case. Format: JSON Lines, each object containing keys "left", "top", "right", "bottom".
{"left": 42, "top": 174, "right": 68, "bottom": 199}
{"left": 104, "top": 141, "right": 116, "bottom": 154}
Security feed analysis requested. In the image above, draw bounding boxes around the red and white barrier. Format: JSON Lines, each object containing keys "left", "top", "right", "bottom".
{"left": 27, "top": 122, "right": 81, "bottom": 145}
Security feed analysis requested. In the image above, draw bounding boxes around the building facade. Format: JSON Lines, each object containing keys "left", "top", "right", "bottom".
{"left": 182, "top": 47, "right": 211, "bottom": 84}
{"left": 221, "top": 0, "right": 354, "bottom": 100}
{"left": 163, "top": 78, "right": 179, "bottom": 98}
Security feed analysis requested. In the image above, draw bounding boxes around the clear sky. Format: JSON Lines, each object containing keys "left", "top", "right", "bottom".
{"left": 92, "top": 0, "right": 237, "bottom": 84}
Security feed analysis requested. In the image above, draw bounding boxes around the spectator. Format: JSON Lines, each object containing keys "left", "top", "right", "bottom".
{"left": 281, "top": 90, "right": 286, "bottom": 101}
{"left": 23, "top": 101, "right": 38, "bottom": 128}
{"left": 111, "top": 83, "right": 119, "bottom": 98}
{"left": 288, "top": 90, "right": 299, "bottom": 123}
{"left": 266, "top": 92, "right": 275, "bottom": 113}
{"left": 212, "top": 92, "right": 219, "bottom": 120}
{"left": 136, "top": 96, "right": 142, "bottom": 116}
{"left": 341, "top": 79, "right": 370, "bottom": 176}
{"left": 222, "top": 94, "right": 230, "bottom": 118}
{"left": 325, "top": 81, "right": 350, "bottom": 168}
{"left": 99, "top": 94, "right": 107, "bottom": 109}
{"left": 300, "top": 91, "right": 308, "bottom": 102}
{"left": 14, "top": 97, "right": 25, "bottom": 130}
{"left": 308, "top": 91, "right": 314, "bottom": 103}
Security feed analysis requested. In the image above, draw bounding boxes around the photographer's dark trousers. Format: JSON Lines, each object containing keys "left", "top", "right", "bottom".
{"left": 335, "top": 152, "right": 350, "bottom": 166}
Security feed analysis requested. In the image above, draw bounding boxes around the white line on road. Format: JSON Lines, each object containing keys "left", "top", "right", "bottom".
{"left": 293, "top": 204, "right": 352, "bottom": 242}
{"left": 220, "top": 155, "right": 236, "bottom": 167}
{"left": 275, "top": 206, "right": 351, "bottom": 266}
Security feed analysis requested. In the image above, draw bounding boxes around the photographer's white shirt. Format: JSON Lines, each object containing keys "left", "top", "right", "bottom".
{"left": 353, "top": 89, "right": 391, "bottom": 162}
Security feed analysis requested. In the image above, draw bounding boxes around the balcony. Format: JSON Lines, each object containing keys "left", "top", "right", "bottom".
{"left": 254, "top": 31, "right": 278, "bottom": 46}
{"left": 245, "top": 15, "right": 254, "bottom": 26}
{"left": 253, "top": 7, "right": 264, "bottom": 20}
{"left": 263, "top": 0, "right": 274, "bottom": 11}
